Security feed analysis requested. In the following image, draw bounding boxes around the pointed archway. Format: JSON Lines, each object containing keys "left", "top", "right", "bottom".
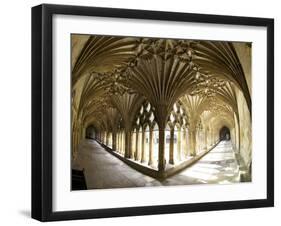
{"left": 219, "top": 126, "right": 231, "bottom": 141}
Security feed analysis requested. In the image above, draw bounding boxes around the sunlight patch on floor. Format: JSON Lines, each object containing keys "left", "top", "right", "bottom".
{"left": 171, "top": 140, "right": 241, "bottom": 184}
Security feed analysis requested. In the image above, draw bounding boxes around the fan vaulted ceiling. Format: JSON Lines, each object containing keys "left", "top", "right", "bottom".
{"left": 71, "top": 34, "right": 251, "bottom": 134}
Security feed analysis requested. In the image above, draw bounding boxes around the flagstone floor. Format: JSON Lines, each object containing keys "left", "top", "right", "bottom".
{"left": 73, "top": 139, "right": 240, "bottom": 190}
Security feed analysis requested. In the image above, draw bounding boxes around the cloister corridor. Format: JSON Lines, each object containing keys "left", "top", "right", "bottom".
{"left": 71, "top": 35, "right": 252, "bottom": 190}
{"left": 72, "top": 139, "right": 241, "bottom": 189}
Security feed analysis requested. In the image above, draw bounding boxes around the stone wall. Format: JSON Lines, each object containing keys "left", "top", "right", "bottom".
{"left": 236, "top": 88, "right": 252, "bottom": 166}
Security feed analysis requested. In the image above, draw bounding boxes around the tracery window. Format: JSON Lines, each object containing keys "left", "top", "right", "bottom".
{"left": 131, "top": 101, "right": 158, "bottom": 168}
{"left": 166, "top": 102, "right": 190, "bottom": 164}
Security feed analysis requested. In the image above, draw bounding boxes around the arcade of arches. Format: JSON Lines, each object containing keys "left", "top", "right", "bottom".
{"left": 71, "top": 34, "right": 252, "bottom": 189}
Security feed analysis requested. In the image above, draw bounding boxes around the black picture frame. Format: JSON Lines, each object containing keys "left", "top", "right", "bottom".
{"left": 31, "top": 3, "right": 274, "bottom": 222}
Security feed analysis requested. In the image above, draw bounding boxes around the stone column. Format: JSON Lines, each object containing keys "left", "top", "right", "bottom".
{"left": 124, "top": 129, "right": 131, "bottom": 158}
{"left": 141, "top": 130, "right": 146, "bottom": 163}
{"left": 197, "top": 129, "right": 200, "bottom": 151}
{"left": 148, "top": 128, "right": 154, "bottom": 165}
{"left": 82, "top": 127, "right": 86, "bottom": 139}
{"left": 118, "top": 133, "right": 121, "bottom": 152}
{"left": 118, "top": 133, "right": 120, "bottom": 152}
{"left": 169, "top": 128, "right": 175, "bottom": 164}
{"left": 209, "top": 129, "right": 212, "bottom": 146}
{"left": 119, "top": 132, "right": 121, "bottom": 152}
{"left": 120, "top": 132, "right": 122, "bottom": 153}
{"left": 158, "top": 128, "right": 165, "bottom": 172}
{"left": 234, "top": 112, "right": 240, "bottom": 153}
{"left": 106, "top": 132, "right": 109, "bottom": 146}
{"left": 118, "top": 133, "right": 120, "bottom": 151}
{"left": 137, "top": 130, "right": 142, "bottom": 161}
{"left": 112, "top": 131, "right": 116, "bottom": 151}
{"left": 204, "top": 129, "right": 208, "bottom": 150}
{"left": 189, "top": 127, "right": 196, "bottom": 156}
{"left": 122, "top": 132, "right": 125, "bottom": 155}
{"left": 177, "top": 129, "right": 182, "bottom": 161}
{"left": 129, "top": 132, "right": 134, "bottom": 159}
{"left": 182, "top": 129, "right": 187, "bottom": 158}
{"left": 135, "top": 130, "right": 139, "bottom": 160}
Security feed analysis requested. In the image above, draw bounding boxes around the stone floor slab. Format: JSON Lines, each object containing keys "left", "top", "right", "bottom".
{"left": 73, "top": 139, "right": 241, "bottom": 189}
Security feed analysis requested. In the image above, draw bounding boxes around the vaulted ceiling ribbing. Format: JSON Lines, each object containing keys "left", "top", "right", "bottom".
{"left": 71, "top": 35, "right": 251, "bottom": 132}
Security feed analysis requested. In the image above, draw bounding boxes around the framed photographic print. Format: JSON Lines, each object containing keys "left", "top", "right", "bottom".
{"left": 31, "top": 4, "right": 274, "bottom": 221}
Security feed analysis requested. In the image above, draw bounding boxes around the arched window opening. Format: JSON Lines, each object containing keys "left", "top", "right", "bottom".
{"left": 164, "top": 124, "right": 171, "bottom": 164}
{"left": 174, "top": 123, "right": 182, "bottom": 162}
{"left": 107, "top": 132, "right": 112, "bottom": 148}
{"left": 220, "top": 126, "right": 231, "bottom": 141}
{"left": 152, "top": 123, "right": 159, "bottom": 167}
{"left": 142, "top": 124, "right": 149, "bottom": 163}
{"left": 85, "top": 125, "right": 95, "bottom": 139}
{"left": 166, "top": 101, "right": 189, "bottom": 165}
{"left": 132, "top": 101, "right": 159, "bottom": 168}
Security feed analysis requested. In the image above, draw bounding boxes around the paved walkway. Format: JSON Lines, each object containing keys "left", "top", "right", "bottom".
{"left": 73, "top": 139, "right": 240, "bottom": 189}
